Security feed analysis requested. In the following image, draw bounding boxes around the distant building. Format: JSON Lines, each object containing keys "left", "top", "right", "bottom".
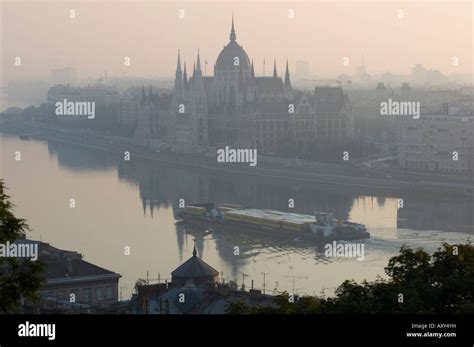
{"left": 400, "top": 82, "right": 411, "bottom": 101}
{"left": 46, "top": 83, "right": 121, "bottom": 123}
{"left": 411, "top": 64, "right": 445, "bottom": 86}
{"left": 134, "top": 86, "right": 171, "bottom": 148}
{"left": 411, "top": 64, "right": 426, "bottom": 85}
{"left": 425, "top": 69, "right": 444, "bottom": 85}
{"left": 165, "top": 16, "right": 353, "bottom": 154}
{"left": 117, "top": 89, "right": 139, "bottom": 127}
{"left": 314, "top": 86, "right": 353, "bottom": 142}
{"left": 349, "top": 82, "right": 393, "bottom": 144}
{"left": 355, "top": 62, "right": 371, "bottom": 83}
{"left": 47, "top": 83, "right": 120, "bottom": 109}
{"left": 398, "top": 104, "right": 474, "bottom": 174}
{"left": 349, "top": 82, "right": 472, "bottom": 145}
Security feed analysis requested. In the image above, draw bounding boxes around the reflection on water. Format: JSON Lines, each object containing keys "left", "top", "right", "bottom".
{"left": 1, "top": 133, "right": 473, "bottom": 297}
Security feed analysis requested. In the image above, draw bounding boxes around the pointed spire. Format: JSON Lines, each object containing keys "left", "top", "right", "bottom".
{"left": 183, "top": 61, "right": 188, "bottom": 85}
{"left": 284, "top": 59, "right": 291, "bottom": 87}
{"left": 196, "top": 49, "right": 202, "bottom": 74}
{"left": 230, "top": 12, "right": 236, "bottom": 42}
{"left": 192, "top": 238, "right": 197, "bottom": 257}
{"left": 174, "top": 50, "right": 183, "bottom": 91}
{"left": 250, "top": 59, "right": 255, "bottom": 78}
{"left": 176, "top": 49, "right": 182, "bottom": 72}
{"left": 273, "top": 59, "right": 277, "bottom": 78}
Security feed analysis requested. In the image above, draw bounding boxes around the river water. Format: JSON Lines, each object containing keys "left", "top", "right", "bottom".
{"left": 1, "top": 133, "right": 473, "bottom": 298}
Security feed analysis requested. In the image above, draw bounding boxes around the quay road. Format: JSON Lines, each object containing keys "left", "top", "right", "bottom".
{"left": 1, "top": 120, "right": 473, "bottom": 196}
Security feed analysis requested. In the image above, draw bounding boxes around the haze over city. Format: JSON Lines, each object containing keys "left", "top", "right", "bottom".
{"left": 0, "top": 1, "right": 473, "bottom": 343}
{"left": 1, "top": 1, "right": 472, "bottom": 81}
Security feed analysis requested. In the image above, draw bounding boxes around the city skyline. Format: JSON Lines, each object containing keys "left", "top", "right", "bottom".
{"left": 1, "top": 1, "right": 474, "bottom": 343}
{"left": 1, "top": 2, "right": 472, "bottom": 82}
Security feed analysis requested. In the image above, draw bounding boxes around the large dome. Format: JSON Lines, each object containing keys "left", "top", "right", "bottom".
{"left": 214, "top": 16, "right": 251, "bottom": 78}
{"left": 215, "top": 41, "right": 251, "bottom": 73}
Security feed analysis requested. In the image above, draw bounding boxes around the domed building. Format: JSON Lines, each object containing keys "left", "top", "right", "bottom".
{"left": 171, "top": 244, "right": 219, "bottom": 287}
{"left": 214, "top": 16, "right": 252, "bottom": 81}
{"left": 211, "top": 16, "right": 253, "bottom": 107}
{"left": 167, "top": 15, "right": 353, "bottom": 154}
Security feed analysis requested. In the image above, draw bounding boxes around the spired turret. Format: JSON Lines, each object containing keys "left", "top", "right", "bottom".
{"left": 284, "top": 59, "right": 293, "bottom": 99}
{"left": 195, "top": 49, "right": 203, "bottom": 77}
{"left": 210, "top": 15, "right": 253, "bottom": 106}
{"left": 171, "top": 242, "right": 219, "bottom": 287}
{"left": 174, "top": 50, "right": 183, "bottom": 93}
{"left": 183, "top": 61, "right": 188, "bottom": 88}
{"left": 284, "top": 60, "right": 291, "bottom": 87}
{"left": 214, "top": 15, "right": 251, "bottom": 82}
{"left": 230, "top": 13, "right": 236, "bottom": 42}
{"left": 245, "top": 59, "right": 257, "bottom": 101}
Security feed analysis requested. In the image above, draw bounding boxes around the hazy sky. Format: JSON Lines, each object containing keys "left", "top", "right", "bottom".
{"left": 1, "top": 1, "right": 472, "bottom": 81}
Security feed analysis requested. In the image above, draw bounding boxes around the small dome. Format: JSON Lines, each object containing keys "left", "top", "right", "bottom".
{"left": 171, "top": 245, "right": 219, "bottom": 284}
{"left": 171, "top": 255, "right": 219, "bottom": 279}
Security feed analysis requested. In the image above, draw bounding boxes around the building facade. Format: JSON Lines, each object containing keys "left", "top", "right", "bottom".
{"left": 134, "top": 87, "right": 171, "bottom": 148}
{"left": 17, "top": 239, "right": 121, "bottom": 308}
{"left": 168, "top": 17, "right": 353, "bottom": 154}
{"left": 398, "top": 104, "right": 474, "bottom": 174}
{"left": 132, "top": 245, "right": 276, "bottom": 314}
{"left": 47, "top": 83, "right": 120, "bottom": 110}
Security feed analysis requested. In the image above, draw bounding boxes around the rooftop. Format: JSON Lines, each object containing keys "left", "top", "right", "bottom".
{"left": 171, "top": 246, "right": 219, "bottom": 279}
{"left": 15, "top": 239, "right": 120, "bottom": 282}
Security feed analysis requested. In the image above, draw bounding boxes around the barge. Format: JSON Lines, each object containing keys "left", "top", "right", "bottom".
{"left": 177, "top": 203, "right": 370, "bottom": 242}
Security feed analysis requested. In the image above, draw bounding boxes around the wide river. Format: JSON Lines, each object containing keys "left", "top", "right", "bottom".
{"left": 1, "top": 133, "right": 473, "bottom": 299}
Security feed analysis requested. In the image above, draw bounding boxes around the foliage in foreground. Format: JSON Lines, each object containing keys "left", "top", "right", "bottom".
{"left": 226, "top": 243, "right": 474, "bottom": 314}
{"left": 0, "top": 180, "right": 43, "bottom": 313}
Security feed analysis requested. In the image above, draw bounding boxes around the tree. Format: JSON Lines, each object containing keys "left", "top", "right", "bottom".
{"left": 226, "top": 243, "right": 474, "bottom": 314}
{"left": 324, "top": 243, "right": 474, "bottom": 313}
{"left": 430, "top": 243, "right": 474, "bottom": 313}
{"left": 0, "top": 180, "right": 43, "bottom": 313}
